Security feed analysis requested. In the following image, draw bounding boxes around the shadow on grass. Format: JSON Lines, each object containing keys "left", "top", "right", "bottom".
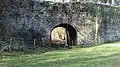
{"left": 2, "top": 41, "right": 120, "bottom": 59}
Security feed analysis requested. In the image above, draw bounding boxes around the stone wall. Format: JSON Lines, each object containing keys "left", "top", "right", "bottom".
{"left": 1, "top": 0, "right": 120, "bottom": 49}
{"left": 33, "top": 0, "right": 120, "bottom": 6}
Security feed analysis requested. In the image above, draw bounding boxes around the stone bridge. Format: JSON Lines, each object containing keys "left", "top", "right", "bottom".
{"left": 1, "top": 0, "right": 120, "bottom": 47}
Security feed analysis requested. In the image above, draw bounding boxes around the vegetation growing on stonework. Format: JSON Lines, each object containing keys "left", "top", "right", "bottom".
{"left": 0, "top": 0, "right": 120, "bottom": 54}
{"left": 1, "top": 0, "right": 120, "bottom": 67}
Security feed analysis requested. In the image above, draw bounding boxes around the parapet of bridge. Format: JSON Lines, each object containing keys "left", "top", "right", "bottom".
{"left": 35, "top": 0, "right": 120, "bottom": 6}
{"left": 1, "top": 0, "right": 120, "bottom": 48}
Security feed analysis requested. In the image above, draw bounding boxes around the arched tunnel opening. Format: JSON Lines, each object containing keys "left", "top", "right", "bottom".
{"left": 50, "top": 23, "right": 77, "bottom": 48}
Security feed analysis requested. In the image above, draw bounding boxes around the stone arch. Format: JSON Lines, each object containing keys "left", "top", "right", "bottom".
{"left": 50, "top": 23, "right": 77, "bottom": 47}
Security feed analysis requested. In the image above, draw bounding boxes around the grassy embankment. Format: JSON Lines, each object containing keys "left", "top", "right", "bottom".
{"left": 1, "top": 42, "right": 120, "bottom": 67}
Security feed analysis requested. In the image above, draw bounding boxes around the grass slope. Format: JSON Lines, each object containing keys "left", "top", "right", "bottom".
{"left": 1, "top": 42, "right": 120, "bottom": 67}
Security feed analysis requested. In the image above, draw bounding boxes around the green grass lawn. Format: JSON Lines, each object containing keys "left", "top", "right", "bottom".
{"left": 1, "top": 42, "right": 120, "bottom": 67}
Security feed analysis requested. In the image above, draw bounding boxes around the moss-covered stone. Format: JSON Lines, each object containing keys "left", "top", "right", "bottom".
{"left": 1, "top": 0, "right": 120, "bottom": 50}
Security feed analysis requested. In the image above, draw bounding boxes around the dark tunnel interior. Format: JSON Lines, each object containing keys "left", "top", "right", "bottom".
{"left": 51, "top": 23, "right": 77, "bottom": 47}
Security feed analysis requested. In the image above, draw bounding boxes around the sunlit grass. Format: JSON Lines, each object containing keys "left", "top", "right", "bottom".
{"left": 1, "top": 42, "right": 120, "bottom": 67}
